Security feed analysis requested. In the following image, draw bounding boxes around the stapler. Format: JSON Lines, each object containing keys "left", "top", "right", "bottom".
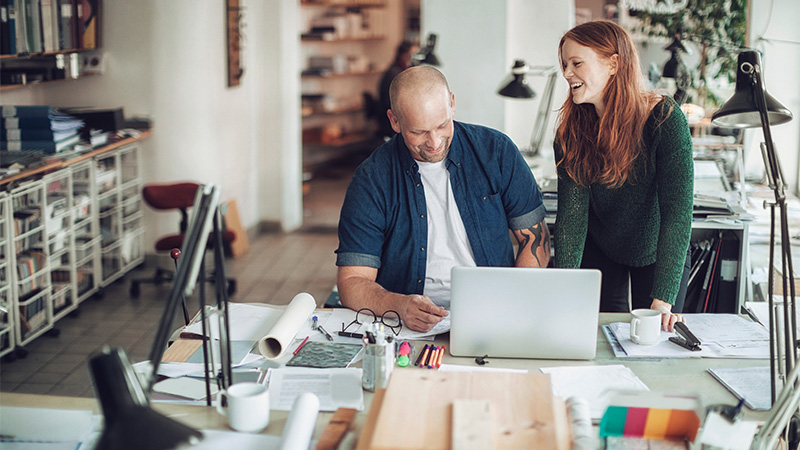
{"left": 668, "top": 322, "right": 702, "bottom": 351}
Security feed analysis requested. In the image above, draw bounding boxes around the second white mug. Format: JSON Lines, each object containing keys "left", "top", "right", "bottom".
{"left": 630, "top": 309, "right": 661, "bottom": 346}
{"left": 216, "top": 382, "right": 270, "bottom": 433}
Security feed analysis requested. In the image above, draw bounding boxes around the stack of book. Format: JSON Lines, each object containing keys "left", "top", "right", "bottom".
{"left": 0, "top": 105, "right": 84, "bottom": 153}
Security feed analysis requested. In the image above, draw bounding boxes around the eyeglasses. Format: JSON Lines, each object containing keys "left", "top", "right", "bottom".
{"left": 338, "top": 308, "right": 402, "bottom": 338}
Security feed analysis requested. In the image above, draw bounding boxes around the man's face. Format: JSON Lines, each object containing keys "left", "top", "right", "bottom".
{"left": 388, "top": 87, "right": 455, "bottom": 163}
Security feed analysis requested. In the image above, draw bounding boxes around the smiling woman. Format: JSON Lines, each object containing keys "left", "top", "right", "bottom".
{"left": 553, "top": 20, "right": 694, "bottom": 332}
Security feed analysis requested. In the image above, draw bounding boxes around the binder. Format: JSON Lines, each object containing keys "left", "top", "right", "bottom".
{"left": 75, "top": 0, "right": 95, "bottom": 49}
{"left": 700, "top": 235, "right": 723, "bottom": 313}
{"left": 713, "top": 232, "right": 740, "bottom": 313}
{"left": 56, "top": 0, "right": 72, "bottom": 49}
{"left": 0, "top": 0, "right": 10, "bottom": 54}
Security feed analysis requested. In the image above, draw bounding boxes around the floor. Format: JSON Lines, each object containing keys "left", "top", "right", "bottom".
{"left": 0, "top": 159, "right": 359, "bottom": 399}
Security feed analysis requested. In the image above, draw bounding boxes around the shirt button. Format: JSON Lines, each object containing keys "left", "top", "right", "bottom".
{"left": 420, "top": 214, "right": 425, "bottom": 218}
{"left": 421, "top": 247, "right": 425, "bottom": 252}
{"left": 417, "top": 279, "right": 422, "bottom": 283}
{"left": 482, "top": 196, "right": 488, "bottom": 200}
{"left": 416, "top": 183, "right": 421, "bottom": 187}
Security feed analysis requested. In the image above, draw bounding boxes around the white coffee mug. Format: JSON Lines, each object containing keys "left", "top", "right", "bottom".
{"left": 216, "top": 382, "right": 270, "bottom": 433}
{"left": 630, "top": 309, "right": 662, "bottom": 346}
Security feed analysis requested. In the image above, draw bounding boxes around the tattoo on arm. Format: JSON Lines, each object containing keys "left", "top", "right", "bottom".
{"left": 522, "top": 222, "right": 551, "bottom": 267}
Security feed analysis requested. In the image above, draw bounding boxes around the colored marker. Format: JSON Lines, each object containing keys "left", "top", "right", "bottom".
{"left": 293, "top": 336, "right": 310, "bottom": 355}
{"left": 430, "top": 346, "right": 441, "bottom": 369}
{"left": 416, "top": 345, "right": 430, "bottom": 367}
{"left": 436, "top": 345, "right": 445, "bottom": 368}
{"left": 426, "top": 346, "right": 437, "bottom": 368}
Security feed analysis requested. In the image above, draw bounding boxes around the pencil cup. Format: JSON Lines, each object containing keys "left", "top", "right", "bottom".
{"left": 216, "top": 382, "right": 270, "bottom": 433}
{"left": 362, "top": 342, "right": 394, "bottom": 392}
{"left": 630, "top": 309, "right": 661, "bottom": 346}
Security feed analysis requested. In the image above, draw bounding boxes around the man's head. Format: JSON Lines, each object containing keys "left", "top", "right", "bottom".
{"left": 387, "top": 66, "right": 455, "bottom": 163}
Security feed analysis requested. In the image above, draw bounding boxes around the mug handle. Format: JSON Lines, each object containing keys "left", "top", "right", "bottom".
{"left": 631, "top": 318, "right": 640, "bottom": 340}
{"left": 216, "top": 390, "right": 228, "bottom": 417}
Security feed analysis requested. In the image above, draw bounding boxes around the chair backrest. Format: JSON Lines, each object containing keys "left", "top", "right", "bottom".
{"left": 142, "top": 182, "right": 201, "bottom": 234}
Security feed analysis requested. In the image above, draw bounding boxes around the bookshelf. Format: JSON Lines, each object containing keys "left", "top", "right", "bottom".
{"left": 0, "top": 136, "right": 146, "bottom": 359}
{"left": 300, "top": 0, "right": 397, "bottom": 175}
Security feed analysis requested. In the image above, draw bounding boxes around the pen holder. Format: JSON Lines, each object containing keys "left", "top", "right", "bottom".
{"left": 362, "top": 341, "right": 394, "bottom": 392}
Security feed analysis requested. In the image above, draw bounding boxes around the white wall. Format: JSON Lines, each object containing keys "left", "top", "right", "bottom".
{"left": 747, "top": 0, "right": 800, "bottom": 195}
{"left": 420, "top": 0, "right": 573, "bottom": 170}
{"left": 1, "top": 0, "right": 303, "bottom": 252}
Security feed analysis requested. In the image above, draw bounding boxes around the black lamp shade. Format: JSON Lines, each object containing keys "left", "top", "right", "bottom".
{"left": 662, "top": 50, "right": 682, "bottom": 79}
{"left": 498, "top": 60, "right": 536, "bottom": 99}
{"left": 711, "top": 51, "right": 793, "bottom": 128}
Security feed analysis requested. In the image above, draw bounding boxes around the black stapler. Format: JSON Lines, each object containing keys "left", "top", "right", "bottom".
{"left": 668, "top": 322, "right": 702, "bottom": 351}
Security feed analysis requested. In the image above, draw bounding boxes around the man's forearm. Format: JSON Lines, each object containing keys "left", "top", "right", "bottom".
{"left": 337, "top": 275, "right": 403, "bottom": 316}
{"left": 513, "top": 220, "right": 551, "bottom": 268}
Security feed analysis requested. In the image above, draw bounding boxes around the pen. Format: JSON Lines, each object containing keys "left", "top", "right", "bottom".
{"left": 293, "top": 336, "right": 310, "bottom": 355}
{"left": 337, "top": 330, "right": 363, "bottom": 339}
{"left": 415, "top": 344, "right": 429, "bottom": 366}
{"left": 317, "top": 324, "right": 333, "bottom": 341}
{"left": 312, "top": 316, "right": 319, "bottom": 330}
{"left": 417, "top": 345, "right": 431, "bottom": 367}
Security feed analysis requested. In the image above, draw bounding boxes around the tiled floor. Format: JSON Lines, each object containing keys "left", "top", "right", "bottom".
{"left": 0, "top": 158, "right": 359, "bottom": 399}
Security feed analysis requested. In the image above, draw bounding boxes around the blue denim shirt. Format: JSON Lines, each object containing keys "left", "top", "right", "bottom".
{"left": 335, "top": 121, "right": 545, "bottom": 296}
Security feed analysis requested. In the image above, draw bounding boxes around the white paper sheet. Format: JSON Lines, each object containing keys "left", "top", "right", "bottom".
{"left": 0, "top": 406, "right": 94, "bottom": 442}
{"left": 258, "top": 293, "right": 317, "bottom": 359}
{"left": 266, "top": 367, "right": 364, "bottom": 412}
{"left": 187, "top": 429, "right": 281, "bottom": 449}
{"left": 540, "top": 365, "right": 650, "bottom": 419}
{"left": 322, "top": 307, "right": 450, "bottom": 341}
{"left": 153, "top": 377, "right": 219, "bottom": 400}
{"left": 183, "top": 303, "right": 285, "bottom": 341}
{"left": 605, "top": 314, "right": 770, "bottom": 359}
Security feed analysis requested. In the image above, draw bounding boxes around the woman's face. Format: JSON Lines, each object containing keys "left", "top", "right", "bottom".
{"left": 560, "top": 38, "right": 617, "bottom": 116}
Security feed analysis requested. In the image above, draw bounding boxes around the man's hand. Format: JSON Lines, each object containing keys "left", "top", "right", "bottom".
{"left": 398, "top": 294, "right": 448, "bottom": 332}
{"left": 650, "top": 298, "right": 683, "bottom": 332}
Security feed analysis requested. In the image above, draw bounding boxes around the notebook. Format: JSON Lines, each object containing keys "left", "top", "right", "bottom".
{"left": 449, "top": 266, "right": 602, "bottom": 360}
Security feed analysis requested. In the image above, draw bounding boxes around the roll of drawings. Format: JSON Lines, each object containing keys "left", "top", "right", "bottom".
{"left": 279, "top": 392, "right": 320, "bottom": 450}
{"left": 566, "top": 397, "right": 596, "bottom": 450}
{"left": 258, "top": 293, "right": 317, "bottom": 359}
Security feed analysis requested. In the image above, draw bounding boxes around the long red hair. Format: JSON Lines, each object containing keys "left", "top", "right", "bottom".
{"left": 556, "top": 20, "right": 664, "bottom": 187}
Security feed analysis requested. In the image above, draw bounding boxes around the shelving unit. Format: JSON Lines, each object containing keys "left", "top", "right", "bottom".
{"left": 300, "top": 0, "right": 400, "bottom": 175}
{"left": 0, "top": 192, "right": 15, "bottom": 358}
{"left": 0, "top": 137, "right": 147, "bottom": 358}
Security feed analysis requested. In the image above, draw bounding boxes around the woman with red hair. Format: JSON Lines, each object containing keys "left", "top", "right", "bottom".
{"left": 554, "top": 20, "right": 693, "bottom": 332}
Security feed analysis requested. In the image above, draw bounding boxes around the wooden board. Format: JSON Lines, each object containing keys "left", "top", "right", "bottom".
{"left": 223, "top": 199, "right": 249, "bottom": 258}
{"left": 362, "top": 370, "right": 569, "bottom": 450}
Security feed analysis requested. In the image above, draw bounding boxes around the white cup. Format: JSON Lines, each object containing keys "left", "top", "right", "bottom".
{"left": 630, "top": 309, "right": 662, "bottom": 346}
{"left": 216, "top": 382, "right": 270, "bottom": 433}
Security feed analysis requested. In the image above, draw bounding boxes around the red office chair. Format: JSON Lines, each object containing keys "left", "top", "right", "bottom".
{"left": 129, "top": 182, "right": 237, "bottom": 301}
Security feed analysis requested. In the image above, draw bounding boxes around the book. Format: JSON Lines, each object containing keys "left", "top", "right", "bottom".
{"left": 40, "top": 0, "right": 56, "bottom": 52}
{"left": 1, "top": 104, "right": 63, "bottom": 117}
{"left": 24, "top": 0, "right": 42, "bottom": 53}
{"left": 3, "top": 115, "right": 83, "bottom": 130}
{"left": 0, "top": 0, "right": 10, "bottom": 54}
{"left": 1, "top": 132, "right": 80, "bottom": 152}
{"left": 76, "top": 0, "right": 95, "bottom": 49}
{"left": 1, "top": 126, "right": 77, "bottom": 141}
{"left": 56, "top": 0, "right": 73, "bottom": 49}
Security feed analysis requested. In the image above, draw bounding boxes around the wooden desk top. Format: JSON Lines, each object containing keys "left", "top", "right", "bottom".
{"left": 0, "top": 130, "right": 152, "bottom": 189}
{"left": 0, "top": 313, "right": 771, "bottom": 448}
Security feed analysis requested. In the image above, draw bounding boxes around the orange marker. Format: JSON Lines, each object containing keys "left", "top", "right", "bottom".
{"left": 426, "top": 346, "right": 437, "bottom": 368}
{"left": 417, "top": 345, "right": 431, "bottom": 368}
{"left": 436, "top": 345, "right": 445, "bottom": 368}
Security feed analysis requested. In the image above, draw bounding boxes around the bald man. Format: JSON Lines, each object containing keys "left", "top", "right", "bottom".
{"left": 335, "top": 66, "right": 550, "bottom": 332}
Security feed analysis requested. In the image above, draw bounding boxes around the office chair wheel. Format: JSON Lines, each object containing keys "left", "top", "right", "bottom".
{"left": 46, "top": 328, "right": 61, "bottom": 338}
{"left": 227, "top": 279, "right": 237, "bottom": 297}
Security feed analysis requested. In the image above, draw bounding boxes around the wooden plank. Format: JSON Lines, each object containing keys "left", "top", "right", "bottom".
{"left": 315, "top": 407, "right": 358, "bottom": 450}
{"left": 367, "top": 370, "right": 565, "bottom": 450}
{"left": 161, "top": 339, "right": 203, "bottom": 362}
{"left": 355, "top": 387, "right": 386, "bottom": 450}
{"left": 223, "top": 199, "right": 249, "bottom": 258}
{"left": 452, "top": 399, "right": 493, "bottom": 450}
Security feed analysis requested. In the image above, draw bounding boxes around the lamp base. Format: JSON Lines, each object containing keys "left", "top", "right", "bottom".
{"left": 94, "top": 406, "right": 203, "bottom": 450}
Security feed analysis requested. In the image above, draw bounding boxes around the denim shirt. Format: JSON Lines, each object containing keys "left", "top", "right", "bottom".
{"left": 335, "top": 121, "right": 545, "bottom": 296}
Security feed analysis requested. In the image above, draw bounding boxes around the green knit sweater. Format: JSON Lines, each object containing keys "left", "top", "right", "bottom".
{"left": 553, "top": 97, "right": 694, "bottom": 305}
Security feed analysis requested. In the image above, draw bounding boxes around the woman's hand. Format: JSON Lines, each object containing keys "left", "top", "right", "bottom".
{"left": 650, "top": 298, "right": 683, "bottom": 332}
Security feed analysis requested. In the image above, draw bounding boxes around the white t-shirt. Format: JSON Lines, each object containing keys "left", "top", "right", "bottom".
{"left": 417, "top": 160, "right": 476, "bottom": 308}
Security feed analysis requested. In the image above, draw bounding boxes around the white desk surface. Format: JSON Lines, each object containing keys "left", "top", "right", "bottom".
{"left": 0, "top": 313, "right": 771, "bottom": 446}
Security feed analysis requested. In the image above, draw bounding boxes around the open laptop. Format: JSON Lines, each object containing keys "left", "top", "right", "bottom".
{"left": 449, "top": 266, "right": 602, "bottom": 360}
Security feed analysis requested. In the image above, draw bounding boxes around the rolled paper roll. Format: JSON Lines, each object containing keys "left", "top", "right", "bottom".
{"left": 278, "top": 392, "right": 320, "bottom": 450}
{"left": 257, "top": 292, "right": 317, "bottom": 359}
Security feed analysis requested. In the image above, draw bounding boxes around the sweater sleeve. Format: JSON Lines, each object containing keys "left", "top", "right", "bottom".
{"left": 650, "top": 100, "right": 694, "bottom": 304}
{"left": 553, "top": 139, "right": 591, "bottom": 268}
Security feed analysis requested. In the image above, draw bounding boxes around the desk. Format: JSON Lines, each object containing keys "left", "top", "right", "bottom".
{"left": 0, "top": 313, "right": 770, "bottom": 448}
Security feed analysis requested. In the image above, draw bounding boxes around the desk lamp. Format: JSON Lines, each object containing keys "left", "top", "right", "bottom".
{"left": 497, "top": 59, "right": 558, "bottom": 156}
{"left": 661, "top": 29, "right": 691, "bottom": 105}
{"left": 413, "top": 34, "right": 441, "bottom": 67}
{"left": 710, "top": 50, "right": 798, "bottom": 450}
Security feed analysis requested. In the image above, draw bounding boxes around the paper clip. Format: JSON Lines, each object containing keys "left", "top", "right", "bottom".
{"left": 668, "top": 322, "right": 702, "bottom": 351}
